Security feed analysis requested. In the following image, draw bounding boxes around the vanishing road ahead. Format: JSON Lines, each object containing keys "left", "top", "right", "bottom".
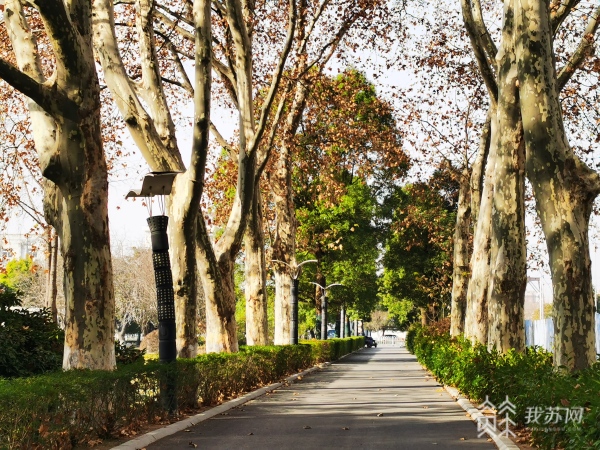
{"left": 144, "top": 346, "right": 496, "bottom": 450}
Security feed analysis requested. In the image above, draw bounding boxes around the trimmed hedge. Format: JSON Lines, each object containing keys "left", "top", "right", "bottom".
{"left": 0, "top": 337, "right": 364, "bottom": 449}
{"left": 407, "top": 321, "right": 600, "bottom": 450}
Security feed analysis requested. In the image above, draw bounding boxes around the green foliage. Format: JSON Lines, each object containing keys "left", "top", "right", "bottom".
{"left": 0, "top": 338, "right": 363, "bottom": 448}
{"left": 380, "top": 174, "right": 457, "bottom": 325}
{"left": 0, "top": 257, "right": 37, "bottom": 289}
{"left": 114, "top": 340, "right": 146, "bottom": 365}
{"left": 408, "top": 322, "right": 600, "bottom": 450}
{"left": 0, "top": 283, "right": 64, "bottom": 378}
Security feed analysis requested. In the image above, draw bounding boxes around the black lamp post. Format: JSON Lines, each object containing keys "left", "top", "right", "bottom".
{"left": 272, "top": 259, "right": 316, "bottom": 344}
{"left": 126, "top": 171, "right": 180, "bottom": 412}
{"left": 310, "top": 282, "right": 342, "bottom": 340}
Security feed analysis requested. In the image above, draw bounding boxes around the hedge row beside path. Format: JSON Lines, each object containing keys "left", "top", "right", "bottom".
{"left": 407, "top": 320, "right": 600, "bottom": 450}
{"left": 0, "top": 337, "right": 364, "bottom": 449}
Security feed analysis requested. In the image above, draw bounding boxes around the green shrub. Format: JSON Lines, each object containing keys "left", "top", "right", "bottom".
{"left": 0, "top": 284, "right": 64, "bottom": 378}
{"left": 408, "top": 321, "right": 600, "bottom": 450}
{"left": 114, "top": 340, "right": 146, "bottom": 365}
{"left": 0, "top": 337, "right": 362, "bottom": 449}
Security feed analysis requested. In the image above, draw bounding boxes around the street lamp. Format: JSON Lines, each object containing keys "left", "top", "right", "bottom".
{"left": 310, "top": 282, "right": 343, "bottom": 340}
{"left": 272, "top": 259, "right": 316, "bottom": 344}
{"left": 126, "top": 171, "right": 180, "bottom": 412}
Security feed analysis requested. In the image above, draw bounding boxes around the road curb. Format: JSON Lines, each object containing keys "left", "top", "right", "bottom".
{"left": 111, "top": 361, "right": 331, "bottom": 450}
{"left": 444, "top": 385, "right": 520, "bottom": 450}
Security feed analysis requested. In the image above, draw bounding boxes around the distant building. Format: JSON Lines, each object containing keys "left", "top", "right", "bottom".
{"left": 0, "top": 233, "right": 44, "bottom": 262}
{"left": 524, "top": 277, "right": 549, "bottom": 320}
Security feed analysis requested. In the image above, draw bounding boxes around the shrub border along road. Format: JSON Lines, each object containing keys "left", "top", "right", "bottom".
{"left": 407, "top": 320, "right": 600, "bottom": 450}
{"left": 113, "top": 361, "right": 332, "bottom": 449}
{"left": 0, "top": 337, "right": 364, "bottom": 450}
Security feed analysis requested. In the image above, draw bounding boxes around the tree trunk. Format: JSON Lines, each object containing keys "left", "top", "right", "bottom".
{"left": 464, "top": 105, "right": 498, "bottom": 345}
{"left": 45, "top": 229, "right": 59, "bottom": 324}
{"left": 420, "top": 307, "right": 428, "bottom": 326}
{"left": 2, "top": 0, "right": 116, "bottom": 370}
{"left": 244, "top": 186, "right": 269, "bottom": 345}
{"left": 271, "top": 80, "right": 308, "bottom": 344}
{"left": 450, "top": 170, "right": 471, "bottom": 336}
{"left": 486, "top": 7, "right": 526, "bottom": 352}
{"left": 169, "top": 178, "right": 200, "bottom": 358}
{"left": 470, "top": 112, "right": 491, "bottom": 224}
{"left": 198, "top": 236, "right": 239, "bottom": 353}
{"left": 516, "top": 0, "right": 599, "bottom": 370}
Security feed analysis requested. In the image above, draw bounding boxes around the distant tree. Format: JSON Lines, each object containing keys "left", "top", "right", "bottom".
{"left": 0, "top": 257, "right": 45, "bottom": 308}
{"left": 380, "top": 173, "right": 456, "bottom": 327}
{"left": 112, "top": 248, "right": 157, "bottom": 343}
{"left": 363, "top": 310, "right": 393, "bottom": 335}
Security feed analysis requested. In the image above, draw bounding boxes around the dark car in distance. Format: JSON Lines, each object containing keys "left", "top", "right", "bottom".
{"left": 365, "top": 336, "right": 377, "bottom": 348}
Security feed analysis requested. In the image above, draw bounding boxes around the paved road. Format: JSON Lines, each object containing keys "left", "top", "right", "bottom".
{"left": 147, "top": 346, "right": 495, "bottom": 449}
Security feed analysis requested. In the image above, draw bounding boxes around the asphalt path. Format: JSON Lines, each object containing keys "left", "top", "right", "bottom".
{"left": 146, "top": 346, "right": 496, "bottom": 449}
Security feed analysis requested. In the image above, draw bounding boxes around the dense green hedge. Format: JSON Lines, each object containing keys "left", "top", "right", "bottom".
{"left": 407, "top": 321, "right": 600, "bottom": 450}
{"left": 0, "top": 337, "right": 364, "bottom": 449}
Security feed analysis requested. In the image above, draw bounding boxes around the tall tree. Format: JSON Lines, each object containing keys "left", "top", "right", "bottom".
{"left": 265, "top": 1, "right": 403, "bottom": 344}
{"left": 93, "top": 0, "right": 296, "bottom": 353}
{"left": 289, "top": 69, "right": 408, "bottom": 325}
{"left": 461, "top": 0, "right": 600, "bottom": 368}
{"left": 0, "top": 0, "right": 116, "bottom": 369}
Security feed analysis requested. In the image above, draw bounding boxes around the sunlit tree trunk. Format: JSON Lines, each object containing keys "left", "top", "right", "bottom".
{"left": 487, "top": 5, "right": 526, "bottom": 352}
{"left": 464, "top": 107, "right": 497, "bottom": 344}
{"left": 516, "top": 0, "right": 599, "bottom": 370}
{"left": 244, "top": 186, "right": 269, "bottom": 345}
{"left": 272, "top": 81, "right": 308, "bottom": 344}
{"left": 1, "top": 0, "right": 116, "bottom": 370}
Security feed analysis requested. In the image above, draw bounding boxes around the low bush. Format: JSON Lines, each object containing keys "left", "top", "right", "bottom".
{"left": 0, "top": 336, "right": 364, "bottom": 449}
{"left": 407, "top": 322, "right": 600, "bottom": 450}
{"left": 0, "top": 284, "right": 64, "bottom": 378}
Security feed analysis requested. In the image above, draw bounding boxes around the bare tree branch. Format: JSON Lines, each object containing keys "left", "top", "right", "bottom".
{"left": 557, "top": 5, "right": 600, "bottom": 91}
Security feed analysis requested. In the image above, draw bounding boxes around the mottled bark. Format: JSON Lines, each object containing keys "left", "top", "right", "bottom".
{"left": 2, "top": 0, "right": 116, "bottom": 370}
{"left": 470, "top": 112, "right": 491, "bottom": 224}
{"left": 198, "top": 222, "right": 239, "bottom": 353}
{"left": 487, "top": 4, "right": 526, "bottom": 352}
{"left": 93, "top": 0, "right": 204, "bottom": 358}
{"left": 45, "top": 229, "right": 59, "bottom": 323}
{"left": 450, "top": 171, "right": 471, "bottom": 336}
{"left": 272, "top": 82, "right": 307, "bottom": 344}
{"left": 516, "top": 0, "right": 599, "bottom": 370}
{"left": 244, "top": 187, "right": 269, "bottom": 345}
{"left": 464, "top": 106, "right": 497, "bottom": 345}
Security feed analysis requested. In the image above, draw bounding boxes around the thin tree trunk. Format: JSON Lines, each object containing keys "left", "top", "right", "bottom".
{"left": 450, "top": 170, "right": 471, "bottom": 336}
{"left": 45, "top": 229, "right": 58, "bottom": 324}
{"left": 464, "top": 105, "right": 498, "bottom": 344}
{"left": 272, "top": 81, "right": 308, "bottom": 344}
{"left": 517, "top": 0, "right": 599, "bottom": 370}
{"left": 471, "top": 112, "right": 491, "bottom": 224}
{"left": 244, "top": 186, "right": 269, "bottom": 345}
